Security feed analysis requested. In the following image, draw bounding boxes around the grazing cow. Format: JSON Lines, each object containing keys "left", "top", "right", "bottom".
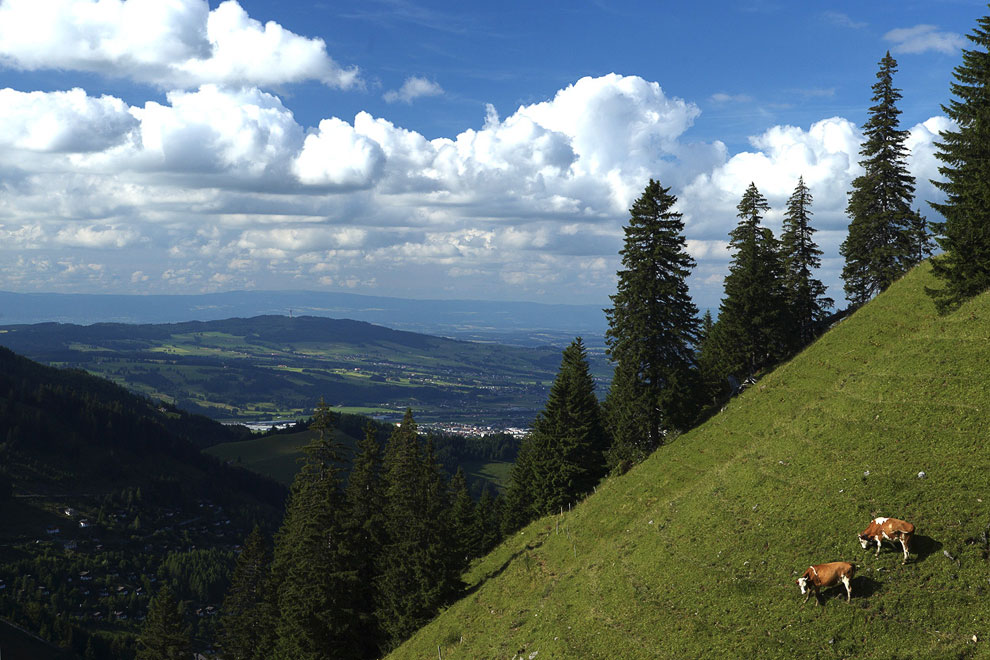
{"left": 796, "top": 562, "right": 855, "bottom": 605}
{"left": 859, "top": 517, "right": 914, "bottom": 563}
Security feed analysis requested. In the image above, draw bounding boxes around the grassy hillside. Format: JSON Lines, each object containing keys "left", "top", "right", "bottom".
{"left": 205, "top": 427, "right": 360, "bottom": 485}
{"left": 390, "top": 263, "right": 990, "bottom": 659}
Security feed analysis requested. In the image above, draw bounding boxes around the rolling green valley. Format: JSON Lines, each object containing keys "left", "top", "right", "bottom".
{"left": 0, "top": 316, "right": 609, "bottom": 430}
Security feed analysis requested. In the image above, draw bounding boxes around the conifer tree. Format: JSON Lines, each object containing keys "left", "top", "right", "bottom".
{"left": 908, "top": 212, "right": 935, "bottom": 266}
{"left": 136, "top": 585, "right": 190, "bottom": 660}
{"left": 841, "top": 52, "right": 926, "bottom": 306}
{"left": 780, "top": 177, "right": 833, "bottom": 346}
{"left": 343, "top": 423, "right": 386, "bottom": 658}
{"left": 375, "top": 409, "right": 423, "bottom": 647}
{"left": 271, "top": 400, "right": 360, "bottom": 660}
{"left": 696, "top": 310, "right": 728, "bottom": 405}
{"left": 449, "top": 467, "right": 477, "bottom": 570}
{"left": 717, "top": 182, "right": 789, "bottom": 378}
{"left": 217, "top": 525, "right": 276, "bottom": 660}
{"left": 376, "top": 410, "right": 462, "bottom": 649}
{"left": 472, "top": 487, "right": 502, "bottom": 556}
{"left": 928, "top": 10, "right": 990, "bottom": 312}
{"left": 500, "top": 435, "right": 537, "bottom": 534}
{"left": 421, "top": 432, "right": 463, "bottom": 598}
{"left": 605, "top": 179, "right": 700, "bottom": 468}
{"left": 525, "top": 337, "right": 608, "bottom": 513}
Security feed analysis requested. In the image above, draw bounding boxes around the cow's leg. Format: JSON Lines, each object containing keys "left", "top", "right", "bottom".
{"left": 841, "top": 575, "right": 852, "bottom": 602}
{"left": 814, "top": 586, "right": 821, "bottom": 606}
{"left": 901, "top": 535, "right": 910, "bottom": 563}
{"left": 875, "top": 537, "right": 882, "bottom": 557}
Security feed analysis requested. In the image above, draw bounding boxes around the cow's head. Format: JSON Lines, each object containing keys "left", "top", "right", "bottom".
{"left": 796, "top": 576, "right": 809, "bottom": 595}
{"left": 858, "top": 533, "right": 871, "bottom": 549}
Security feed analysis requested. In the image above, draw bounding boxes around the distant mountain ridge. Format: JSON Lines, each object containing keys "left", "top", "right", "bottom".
{"left": 0, "top": 315, "right": 462, "bottom": 355}
{"left": 0, "top": 290, "right": 607, "bottom": 347}
{"left": 0, "top": 314, "right": 584, "bottom": 426}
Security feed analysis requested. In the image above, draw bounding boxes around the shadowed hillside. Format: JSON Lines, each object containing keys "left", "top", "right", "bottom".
{"left": 0, "top": 348, "right": 286, "bottom": 658}
{"left": 389, "top": 263, "right": 990, "bottom": 659}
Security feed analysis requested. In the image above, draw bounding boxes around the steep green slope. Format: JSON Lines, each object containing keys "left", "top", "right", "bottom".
{"left": 391, "top": 264, "right": 990, "bottom": 659}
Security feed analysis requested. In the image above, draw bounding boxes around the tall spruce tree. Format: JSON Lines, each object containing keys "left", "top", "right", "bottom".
{"left": 780, "top": 177, "right": 833, "bottom": 346}
{"left": 376, "top": 410, "right": 462, "bottom": 649}
{"left": 420, "top": 432, "right": 464, "bottom": 604}
{"left": 217, "top": 526, "right": 277, "bottom": 660}
{"left": 271, "top": 400, "right": 360, "bottom": 660}
{"left": 696, "top": 310, "right": 729, "bottom": 406}
{"left": 841, "top": 52, "right": 926, "bottom": 306}
{"left": 449, "top": 467, "right": 476, "bottom": 571}
{"left": 604, "top": 179, "right": 700, "bottom": 469}
{"left": 510, "top": 337, "right": 608, "bottom": 518}
{"left": 928, "top": 10, "right": 990, "bottom": 312}
{"left": 136, "top": 585, "right": 190, "bottom": 660}
{"left": 343, "top": 423, "right": 386, "bottom": 658}
{"left": 471, "top": 487, "right": 502, "bottom": 556}
{"left": 717, "top": 182, "right": 789, "bottom": 378}
{"left": 500, "top": 433, "right": 538, "bottom": 534}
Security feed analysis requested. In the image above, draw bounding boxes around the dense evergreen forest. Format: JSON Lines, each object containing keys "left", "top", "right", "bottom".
{"left": 0, "top": 347, "right": 514, "bottom": 658}
{"left": 0, "top": 346, "right": 287, "bottom": 658}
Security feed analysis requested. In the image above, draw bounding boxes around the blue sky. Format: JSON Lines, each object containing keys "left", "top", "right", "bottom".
{"left": 0, "top": 0, "right": 985, "bottom": 310}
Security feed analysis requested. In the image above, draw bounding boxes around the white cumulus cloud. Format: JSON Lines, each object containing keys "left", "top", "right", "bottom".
{"left": 0, "top": 0, "right": 359, "bottom": 89}
{"left": 54, "top": 224, "right": 140, "bottom": 248}
{"left": 383, "top": 76, "right": 444, "bottom": 104}
{"left": 0, "top": 87, "right": 136, "bottom": 152}
{"left": 0, "top": 72, "right": 951, "bottom": 306}
{"left": 293, "top": 117, "right": 386, "bottom": 188}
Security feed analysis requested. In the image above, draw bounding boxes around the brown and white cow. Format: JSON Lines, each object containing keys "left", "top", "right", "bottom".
{"left": 796, "top": 561, "right": 855, "bottom": 605}
{"left": 858, "top": 517, "right": 914, "bottom": 563}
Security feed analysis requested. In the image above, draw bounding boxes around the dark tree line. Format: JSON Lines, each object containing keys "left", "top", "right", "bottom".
{"left": 195, "top": 402, "right": 504, "bottom": 660}
{"left": 928, "top": 9, "right": 990, "bottom": 312}
{"left": 502, "top": 175, "right": 835, "bottom": 536}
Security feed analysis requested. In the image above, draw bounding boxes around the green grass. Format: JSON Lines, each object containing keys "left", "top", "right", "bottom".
{"left": 461, "top": 460, "right": 513, "bottom": 493}
{"left": 389, "top": 263, "right": 990, "bottom": 659}
{"left": 203, "top": 429, "right": 333, "bottom": 485}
